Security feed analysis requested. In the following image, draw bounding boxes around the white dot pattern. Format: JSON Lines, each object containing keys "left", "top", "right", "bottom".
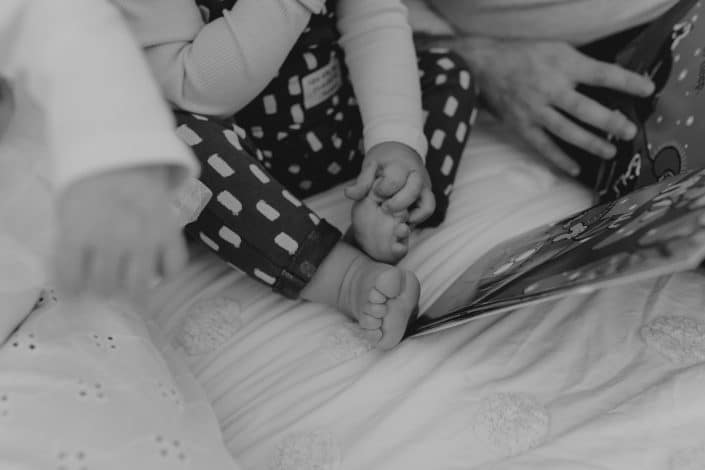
{"left": 431, "top": 129, "right": 446, "bottom": 149}
{"left": 444, "top": 96, "right": 458, "bottom": 117}
{"left": 219, "top": 226, "right": 241, "bottom": 248}
{"left": 256, "top": 200, "right": 280, "bottom": 221}
{"left": 250, "top": 164, "right": 270, "bottom": 184}
{"left": 223, "top": 129, "right": 243, "bottom": 150}
{"left": 264, "top": 95, "right": 278, "bottom": 115}
{"left": 199, "top": 233, "right": 219, "bottom": 251}
{"left": 217, "top": 191, "right": 242, "bottom": 215}
{"left": 207, "top": 154, "right": 234, "bottom": 177}
{"left": 282, "top": 190, "right": 302, "bottom": 207}
{"left": 175, "top": 124, "right": 202, "bottom": 146}
{"left": 254, "top": 269, "right": 276, "bottom": 285}
{"left": 275, "top": 232, "right": 299, "bottom": 254}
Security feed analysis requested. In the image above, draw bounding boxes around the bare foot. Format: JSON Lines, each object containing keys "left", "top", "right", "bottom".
{"left": 301, "top": 242, "right": 420, "bottom": 350}
{"left": 350, "top": 193, "right": 411, "bottom": 263}
{"left": 338, "top": 254, "right": 420, "bottom": 350}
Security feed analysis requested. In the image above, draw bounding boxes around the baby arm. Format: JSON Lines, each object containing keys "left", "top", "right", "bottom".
{"left": 114, "top": 0, "right": 325, "bottom": 116}
{"left": 338, "top": 0, "right": 434, "bottom": 224}
{"left": 2, "top": 0, "right": 198, "bottom": 302}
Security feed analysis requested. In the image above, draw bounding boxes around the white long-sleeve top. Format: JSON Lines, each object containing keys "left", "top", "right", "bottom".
{"left": 427, "top": 0, "right": 678, "bottom": 45}
{"left": 0, "top": 0, "right": 197, "bottom": 193}
{"left": 114, "top": 0, "right": 428, "bottom": 158}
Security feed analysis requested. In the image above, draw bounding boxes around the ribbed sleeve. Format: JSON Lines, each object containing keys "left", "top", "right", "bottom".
{"left": 338, "top": 0, "right": 427, "bottom": 160}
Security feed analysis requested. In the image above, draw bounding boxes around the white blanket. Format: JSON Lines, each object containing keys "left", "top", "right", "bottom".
{"left": 147, "top": 121, "right": 705, "bottom": 470}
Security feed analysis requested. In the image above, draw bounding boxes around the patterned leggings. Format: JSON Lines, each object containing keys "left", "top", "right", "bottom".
{"left": 175, "top": 49, "right": 476, "bottom": 298}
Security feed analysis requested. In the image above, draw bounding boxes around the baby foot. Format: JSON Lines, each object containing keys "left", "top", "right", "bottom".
{"left": 351, "top": 194, "right": 411, "bottom": 263}
{"left": 339, "top": 256, "right": 420, "bottom": 350}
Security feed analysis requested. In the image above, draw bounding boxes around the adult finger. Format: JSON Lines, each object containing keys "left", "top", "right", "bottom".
{"left": 383, "top": 171, "right": 424, "bottom": 213}
{"left": 88, "top": 244, "right": 124, "bottom": 298}
{"left": 124, "top": 244, "right": 157, "bottom": 306}
{"left": 409, "top": 188, "right": 436, "bottom": 224}
{"left": 522, "top": 126, "right": 581, "bottom": 176}
{"left": 578, "top": 56, "right": 655, "bottom": 97}
{"left": 537, "top": 106, "right": 616, "bottom": 159}
{"left": 344, "top": 161, "right": 378, "bottom": 200}
{"left": 158, "top": 234, "right": 188, "bottom": 279}
{"left": 554, "top": 88, "right": 637, "bottom": 141}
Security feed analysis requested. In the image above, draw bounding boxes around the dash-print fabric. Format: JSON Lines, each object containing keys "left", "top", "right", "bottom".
{"left": 174, "top": 113, "right": 342, "bottom": 299}
{"left": 173, "top": 0, "right": 476, "bottom": 297}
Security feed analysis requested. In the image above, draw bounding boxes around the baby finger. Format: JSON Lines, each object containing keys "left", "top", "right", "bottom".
{"left": 408, "top": 189, "right": 436, "bottom": 224}
{"left": 382, "top": 171, "right": 424, "bottom": 213}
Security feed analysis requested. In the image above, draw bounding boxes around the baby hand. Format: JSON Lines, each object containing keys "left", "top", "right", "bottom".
{"left": 54, "top": 166, "right": 188, "bottom": 305}
{"left": 345, "top": 142, "right": 435, "bottom": 225}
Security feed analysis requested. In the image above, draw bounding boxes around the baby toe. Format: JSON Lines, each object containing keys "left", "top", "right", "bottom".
{"left": 358, "top": 313, "right": 382, "bottom": 330}
{"left": 391, "top": 242, "right": 408, "bottom": 258}
{"left": 368, "top": 289, "right": 387, "bottom": 304}
{"left": 374, "top": 268, "right": 404, "bottom": 299}
{"left": 362, "top": 328, "right": 383, "bottom": 345}
{"left": 364, "top": 302, "right": 387, "bottom": 319}
{"left": 394, "top": 223, "right": 410, "bottom": 239}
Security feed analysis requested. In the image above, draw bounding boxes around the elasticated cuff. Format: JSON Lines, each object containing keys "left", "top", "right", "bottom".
{"left": 273, "top": 218, "right": 342, "bottom": 298}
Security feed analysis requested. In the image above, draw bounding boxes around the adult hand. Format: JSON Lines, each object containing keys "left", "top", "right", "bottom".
{"left": 454, "top": 37, "right": 655, "bottom": 175}
{"left": 54, "top": 166, "right": 188, "bottom": 306}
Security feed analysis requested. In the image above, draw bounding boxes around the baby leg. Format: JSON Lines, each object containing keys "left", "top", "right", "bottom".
{"left": 173, "top": 112, "right": 418, "bottom": 348}
{"left": 417, "top": 48, "right": 478, "bottom": 227}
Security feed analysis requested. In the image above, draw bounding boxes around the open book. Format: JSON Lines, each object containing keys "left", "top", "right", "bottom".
{"left": 409, "top": 168, "right": 705, "bottom": 336}
{"left": 407, "top": 0, "right": 705, "bottom": 336}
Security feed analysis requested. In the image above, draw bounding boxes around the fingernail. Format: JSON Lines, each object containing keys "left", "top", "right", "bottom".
{"left": 624, "top": 123, "right": 637, "bottom": 140}
{"left": 643, "top": 79, "right": 655, "bottom": 96}
{"left": 604, "top": 145, "right": 617, "bottom": 159}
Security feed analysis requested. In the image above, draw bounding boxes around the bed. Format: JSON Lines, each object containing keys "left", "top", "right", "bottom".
{"left": 3, "top": 4, "right": 705, "bottom": 466}
{"left": 142, "top": 117, "right": 705, "bottom": 470}
{"left": 1, "top": 114, "right": 704, "bottom": 470}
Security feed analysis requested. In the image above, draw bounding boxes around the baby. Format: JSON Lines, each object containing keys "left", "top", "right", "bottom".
{"left": 0, "top": 0, "right": 196, "bottom": 308}
{"left": 114, "top": 0, "right": 476, "bottom": 348}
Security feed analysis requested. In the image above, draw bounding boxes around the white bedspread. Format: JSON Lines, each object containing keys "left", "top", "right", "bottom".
{"left": 148, "top": 121, "right": 705, "bottom": 470}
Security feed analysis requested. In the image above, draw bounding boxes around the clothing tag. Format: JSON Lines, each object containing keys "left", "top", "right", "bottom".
{"left": 172, "top": 177, "right": 212, "bottom": 227}
{"left": 302, "top": 56, "right": 343, "bottom": 109}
